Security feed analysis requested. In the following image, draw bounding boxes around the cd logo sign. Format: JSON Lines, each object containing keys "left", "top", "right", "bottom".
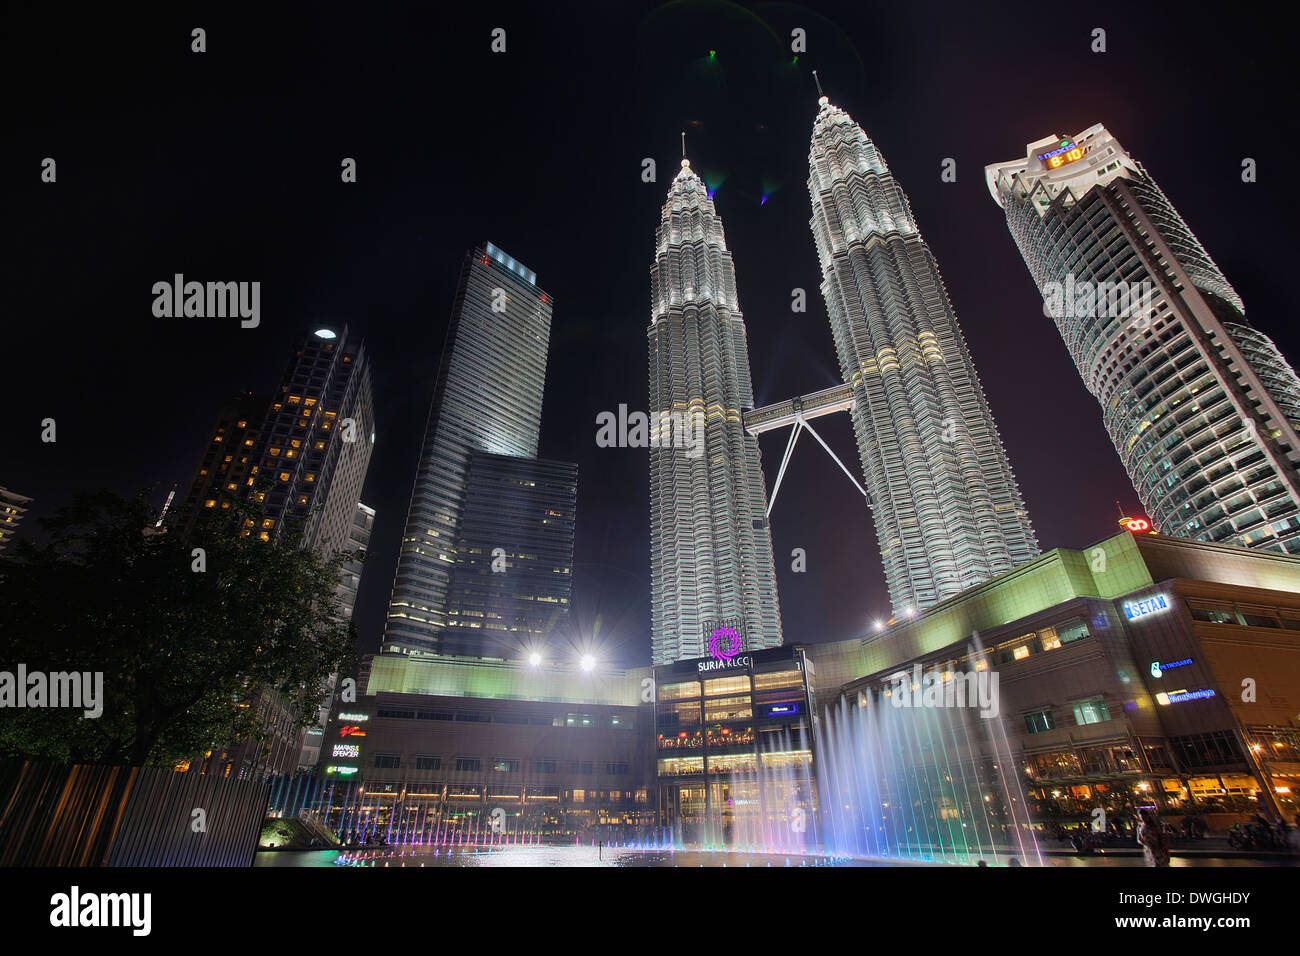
{"left": 708, "top": 626, "right": 742, "bottom": 661}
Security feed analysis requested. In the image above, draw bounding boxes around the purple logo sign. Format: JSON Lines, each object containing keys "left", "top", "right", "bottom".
{"left": 708, "top": 627, "right": 742, "bottom": 661}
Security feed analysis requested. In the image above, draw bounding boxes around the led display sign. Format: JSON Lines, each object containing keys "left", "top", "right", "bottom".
{"left": 1149, "top": 658, "right": 1192, "bottom": 678}
{"left": 325, "top": 765, "right": 360, "bottom": 776}
{"left": 1123, "top": 594, "right": 1169, "bottom": 620}
{"left": 1156, "top": 688, "right": 1215, "bottom": 705}
{"left": 761, "top": 703, "right": 800, "bottom": 718}
{"left": 1037, "top": 140, "right": 1084, "bottom": 169}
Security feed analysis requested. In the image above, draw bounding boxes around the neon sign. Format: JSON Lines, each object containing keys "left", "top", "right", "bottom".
{"left": 1123, "top": 594, "right": 1169, "bottom": 620}
{"left": 332, "top": 744, "right": 361, "bottom": 758}
{"left": 708, "top": 627, "right": 742, "bottom": 661}
{"left": 1149, "top": 658, "right": 1192, "bottom": 678}
{"left": 698, "top": 655, "right": 751, "bottom": 674}
{"left": 762, "top": 703, "right": 800, "bottom": 717}
{"left": 1037, "top": 140, "right": 1084, "bottom": 169}
{"left": 339, "top": 725, "right": 367, "bottom": 738}
{"left": 1156, "top": 688, "right": 1215, "bottom": 705}
{"left": 338, "top": 712, "right": 370, "bottom": 722}
{"left": 325, "top": 765, "right": 360, "bottom": 775}
{"left": 1120, "top": 516, "right": 1151, "bottom": 533}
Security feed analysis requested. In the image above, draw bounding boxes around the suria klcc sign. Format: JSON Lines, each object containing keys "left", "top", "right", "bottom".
{"left": 698, "top": 626, "right": 751, "bottom": 673}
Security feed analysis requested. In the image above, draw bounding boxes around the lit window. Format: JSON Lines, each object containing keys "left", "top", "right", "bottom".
{"left": 261, "top": 519, "right": 275, "bottom": 529}
{"left": 243, "top": 439, "right": 254, "bottom": 446}
{"left": 303, "top": 398, "right": 317, "bottom": 407}
{"left": 279, "top": 471, "right": 290, "bottom": 481}
{"left": 254, "top": 492, "right": 266, "bottom": 503}
{"left": 305, "top": 473, "right": 315, "bottom": 482}
{"left": 236, "top": 421, "right": 247, "bottom": 428}
{"left": 314, "top": 441, "right": 326, "bottom": 451}
{"left": 268, "top": 447, "right": 281, "bottom": 456}
{"left": 1013, "top": 645, "right": 1030, "bottom": 660}
{"left": 289, "top": 439, "right": 302, "bottom": 449}
{"left": 213, "top": 436, "right": 223, "bottom": 443}
{"left": 259, "top": 531, "right": 270, "bottom": 541}
{"left": 204, "top": 500, "right": 216, "bottom": 509}
{"left": 287, "top": 396, "right": 301, "bottom": 405}
{"left": 226, "top": 483, "right": 238, "bottom": 491}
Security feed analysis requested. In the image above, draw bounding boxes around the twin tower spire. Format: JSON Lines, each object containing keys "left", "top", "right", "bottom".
{"left": 649, "top": 83, "right": 1039, "bottom": 664}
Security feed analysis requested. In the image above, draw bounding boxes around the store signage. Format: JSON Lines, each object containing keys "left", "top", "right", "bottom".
{"left": 762, "top": 703, "right": 800, "bottom": 717}
{"left": 1157, "top": 688, "right": 1215, "bottom": 705}
{"left": 1036, "top": 140, "right": 1084, "bottom": 169}
{"left": 1120, "top": 516, "right": 1151, "bottom": 533}
{"left": 698, "top": 655, "right": 751, "bottom": 674}
{"left": 332, "top": 744, "right": 361, "bottom": 758}
{"left": 339, "top": 725, "right": 367, "bottom": 738}
{"left": 325, "top": 765, "right": 360, "bottom": 776}
{"left": 338, "top": 712, "right": 370, "bottom": 722}
{"left": 1123, "top": 594, "right": 1169, "bottom": 620}
{"left": 1149, "top": 658, "right": 1192, "bottom": 678}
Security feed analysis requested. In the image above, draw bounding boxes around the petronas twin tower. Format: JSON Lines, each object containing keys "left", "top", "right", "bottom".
{"left": 649, "top": 94, "right": 1038, "bottom": 664}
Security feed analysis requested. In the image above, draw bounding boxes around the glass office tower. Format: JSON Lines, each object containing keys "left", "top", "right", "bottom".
{"left": 808, "top": 96, "right": 1039, "bottom": 616}
{"left": 385, "top": 243, "right": 554, "bottom": 654}
{"left": 648, "top": 158, "right": 782, "bottom": 665}
{"left": 987, "top": 125, "right": 1300, "bottom": 553}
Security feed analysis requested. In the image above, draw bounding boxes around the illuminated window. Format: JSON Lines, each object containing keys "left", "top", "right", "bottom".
{"left": 296, "top": 495, "right": 309, "bottom": 506}
{"left": 285, "top": 449, "right": 297, "bottom": 458}
{"left": 254, "top": 492, "right": 266, "bottom": 503}
{"left": 303, "top": 398, "right": 317, "bottom": 407}
{"left": 287, "top": 395, "right": 301, "bottom": 405}
{"left": 314, "top": 441, "right": 326, "bottom": 451}
{"left": 261, "top": 518, "right": 275, "bottom": 529}
{"left": 243, "top": 439, "right": 254, "bottom": 446}
{"left": 259, "top": 531, "right": 270, "bottom": 541}
{"left": 223, "top": 455, "right": 233, "bottom": 463}
{"left": 305, "top": 473, "right": 315, "bottom": 482}
{"left": 204, "top": 499, "right": 216, "bottom": 508}
{"left": 1012, "top": 645, "right": 1030, "bottom": 661}
{"left": 226, "top": 483, "right": 238, "bottom": 491}
{"left": 278, "top": 471, "right": 290, "bottom": 481}
{"left": 213, "top": 436, "right": 223, "bottom": 443}
{"left": 236, "top": 421, "right": 247, "bottom": 428}
{"left": 268, "top": 447, "right": 281, "bottom": 456}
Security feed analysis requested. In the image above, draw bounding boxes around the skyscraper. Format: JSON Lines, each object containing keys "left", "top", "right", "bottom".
{"left": 807, "top": 95, "right": 1039, "bottom": 616}
{"left": 987, "top": 125, "right": 1300, "bottom": 554}
{"left": 257, "top": 325, "right": 375, "bottom": 557}
{"left": 171, "top": 392, "right": 268, "bottom": 542}
{"left": 0, "top": 487, "right": 34, "bottom": 553}
{"left": 648, "top": 156, "right": 782, "bottom": 665}
{"left": 439, "top": 452, "right": 578, "bottom": 658}
{"left": 384, "top": 243, "right": 554, "bottom": 655}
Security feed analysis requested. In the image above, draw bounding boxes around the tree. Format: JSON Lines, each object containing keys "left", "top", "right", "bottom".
{"left": 0, "top": 489, "right": 357, "bottom": 766}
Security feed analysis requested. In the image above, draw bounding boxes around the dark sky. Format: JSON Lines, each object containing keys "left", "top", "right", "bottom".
{"left": 8, "top": 1, "right": 1296, "bottom": 667}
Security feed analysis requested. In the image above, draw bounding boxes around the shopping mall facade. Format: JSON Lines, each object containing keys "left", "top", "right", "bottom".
{"left": 313, "top": 531, "right": 1300, "bottom": 842}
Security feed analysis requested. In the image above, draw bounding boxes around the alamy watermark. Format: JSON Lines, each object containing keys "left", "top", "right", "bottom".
{"left": 596, "top": 404, "right": 703, "bottom": 459}
{"left": 152, "top": 274, "right": 260, "bottom": 328}
{"left": 0, "top": 665, "right": 103, "bottom": 718}
{"left": 888, "top": 663, "right": 1000, "bottom": 719}
{"left": 1041, "top": 275, "right": 1156, "bottom": 327}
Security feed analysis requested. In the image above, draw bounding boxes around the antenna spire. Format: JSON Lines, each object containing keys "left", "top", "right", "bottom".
{"left": 681, "top": 131, "right": 686, "bottom": 158}
{"left": 812, "top": 70, "right": 824, "bottom": 97}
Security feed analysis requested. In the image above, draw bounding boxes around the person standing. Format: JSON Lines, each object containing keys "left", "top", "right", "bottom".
{"left": 1137, "top": 809, "right": 1171, "bottom": 867}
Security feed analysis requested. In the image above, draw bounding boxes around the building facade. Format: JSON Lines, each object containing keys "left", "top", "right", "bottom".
{"left": 0, "top": 487, "right": 33, "bottom": 553}
{"left": 316, "top": 655, "right": 655, "bottom": 842}
{"left": 648, "top": 157, "right": 783, "bottom": 664}
{"left": 385, "top": 243, "right": 554, "bottom": 656}
{"left": 170, "top": 392, "right": 268, "bottom": 542}
{"left": 807, "top": 96, "right": 1039, "bottom": 617}
{"left": 986, "top": 124, "right": 1300, "bottom": 555}
{"left": 439, "top": 452, "right": 578, "bottom": 659}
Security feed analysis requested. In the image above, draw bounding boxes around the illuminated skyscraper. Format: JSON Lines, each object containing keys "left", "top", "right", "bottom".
{"left": 987, "top": 125, "right": 1300, "bottom": 553}
{"left": 648, "top": 157, "right": 782, "bottom": 665}
{"left": 384, "top": 243, "right": 554, "bottom": 654}
{"left": 807, "top": 95, "right": 1039, "bottom": 616}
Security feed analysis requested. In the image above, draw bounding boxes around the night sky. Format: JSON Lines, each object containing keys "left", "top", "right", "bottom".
{"left": 8, "top": 2, "right": 1296, "bottom": 667}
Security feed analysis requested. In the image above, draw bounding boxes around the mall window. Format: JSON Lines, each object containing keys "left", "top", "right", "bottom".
{"left": 704, "top": 696, "right": 752, "bottom": 721}
{"left": 1168, "top": 732, "right": 1241, "bottom": 769}
{"left": 703, "top": 675, "right": 750, "bottom": 696}
{"left": 607, "top": 714, "right": 633, "bottom": 729}
{"left": 565, "top": 714, "right": 597, "bottom": 728}
{"left": 658, "top": 681, "right": 700, "bottom": 701}
{"left": 1186, "top": 599, "right": 1235, "bottom": 624}
{"left": 455, "top": 757, "right": 481, "bottom": 772}
{"left": 456, "top": 711, "right": 489, "bottom": 723}
{"left": 534, "top": 760, "right": 557, "bottom": 774}
{"left": 415, "top": 756, "right": 441, "bottom": 771}
{"left": 1024, "top": 709, "right": 1056, "bottom": 734}
{"left": 606, "top": 762, "right": 630, "bottom": 775}
{"left": 492, "top": 759, "right": 520, "bottom": 773}
{"left": 569, "top": 761, "right": 593, "bottom": 774}
{"left": 1071, "top": 697, "right": 1111, "bottom": 726}
{"left": 753, "top": 670, "right": 802, "bottom": 691}
{"left": 373, "top": 754, "right": 400, "bottom": 769}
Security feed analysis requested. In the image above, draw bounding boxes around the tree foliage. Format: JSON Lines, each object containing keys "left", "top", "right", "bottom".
{"left": 0, "top": 489, "right": 357, "bottom": 767}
